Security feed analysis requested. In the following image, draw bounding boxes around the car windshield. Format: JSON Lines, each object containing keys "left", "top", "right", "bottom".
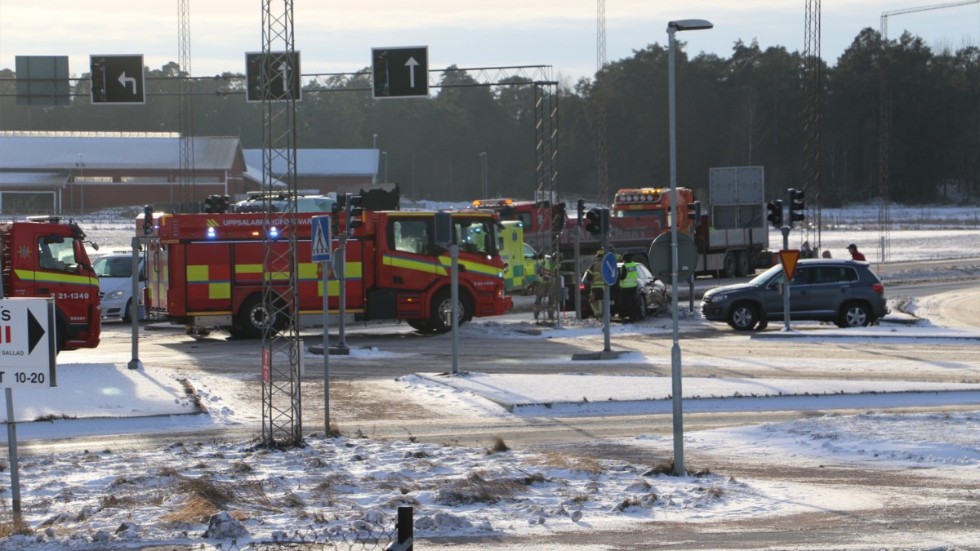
{"left": 749, "top": 263, "right": 784, "bottom": 285}
{"left": 94, "top": 256, "right": 133, "bottom": 278}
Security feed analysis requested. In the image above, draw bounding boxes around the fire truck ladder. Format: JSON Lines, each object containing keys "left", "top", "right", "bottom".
{"left": 260, "top": 0, "right": 303, "bottom": 447}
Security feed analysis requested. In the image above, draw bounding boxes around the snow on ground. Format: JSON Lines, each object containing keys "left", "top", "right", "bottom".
{"left": 1, "top": 204, "right": 978, "bottom": 549}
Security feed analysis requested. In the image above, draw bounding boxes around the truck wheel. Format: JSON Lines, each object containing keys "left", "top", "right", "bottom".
{"left": 722, "top": 253, "right": 737, "bottom": 278}
{"left": 837, "top": 302, "right": 871, "bottom": 328}
{"left": 735, "top": 251, "right": 751, "bottom": 277}
{"left": 429, "top": 289, "right": 470, "bottom": 333}
{"left": 727, "top": 302, "right": 758, "bottom": 331}
{"left": 235, "top": 294, "right": 286, "bottom": 339}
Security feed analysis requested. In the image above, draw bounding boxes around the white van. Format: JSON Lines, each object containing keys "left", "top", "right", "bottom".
{"left": 93, "top": 252, "right": 146, "bottom": 322}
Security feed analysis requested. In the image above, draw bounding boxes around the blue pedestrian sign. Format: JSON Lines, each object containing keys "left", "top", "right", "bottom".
{"left": 601, "top": 252, "right": 618, "bottom": 286}
{"left": 311, "top": 216, "right": 331, "bottom": 262}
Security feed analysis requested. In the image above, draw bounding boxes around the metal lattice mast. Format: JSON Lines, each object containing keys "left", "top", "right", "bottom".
{"left": 594, "top": 0, "right": 609, "bottom": 206}
{"left": 177, "top": 0, "right": 195, "bottom": 212}
{"left": 260, "top": 0, "right": 302, "bottom": 447}
{"left": 802, "top": 0, "right": 822, "bottom": 250}
{"left": 534, "top": 81, "right": 561, "bottom": 320}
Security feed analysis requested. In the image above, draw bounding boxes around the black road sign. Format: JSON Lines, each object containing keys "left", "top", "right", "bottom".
{"left": 16, "top": 56, "right": 70, "bottom": 106}
{"left": 372, "top": 46, "right": 428, "bottom": 98}
{"left": 246, "top": 51, "right": 302, "bottom": 102}
{"left": 90, "top": 55, "right": 145, "bottom": 104}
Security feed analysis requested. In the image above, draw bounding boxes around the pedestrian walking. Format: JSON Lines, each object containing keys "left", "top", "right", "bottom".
{"left": 847, "top": 243, "right": 866, "bottom": 261}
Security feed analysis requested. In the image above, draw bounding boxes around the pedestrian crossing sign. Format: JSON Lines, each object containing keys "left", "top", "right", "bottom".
{"left": 311, "top": 215, "right": 331, "bottom": 262}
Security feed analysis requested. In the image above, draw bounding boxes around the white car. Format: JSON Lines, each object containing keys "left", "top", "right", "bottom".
{"left": 93, "top": 252, "right": 146, "bottom": 322}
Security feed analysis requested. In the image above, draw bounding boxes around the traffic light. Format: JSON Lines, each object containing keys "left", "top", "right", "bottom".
{"left": 766, "top": 199, "right": 783, "bottom": 228}
{"left": 90, "top": 60, "right": 107, "bottom": 102}
{"left": 687, "top": 200, "right": 702, "bottom": 222}
{"left": 142, "top": 205, "right": 155, "bottom": 236}
{"left": 584, "top": 208, "right": 602, "bottom": 235}
{"left": 576, "top": 199, "right": 586, "bottom": 225}
{"left": 345, "top": 194, "right": 364, "bottom": 236}
{"left": 788, "top": 188, "right": 805, "bottom": 227}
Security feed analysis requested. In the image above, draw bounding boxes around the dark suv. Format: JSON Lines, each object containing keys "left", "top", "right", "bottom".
{"left": 700, "top": 259, "right": 888, "bottom": 330}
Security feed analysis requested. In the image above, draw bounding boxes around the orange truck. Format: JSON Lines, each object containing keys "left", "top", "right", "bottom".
{"left": 474, "top": 166, "right": 771, "bottom": 278}
{"left": 0, "top": 216, "right": 101, "bottom": 351}
{"left": 139, "top": 209, "right": 512, "bottom": 337}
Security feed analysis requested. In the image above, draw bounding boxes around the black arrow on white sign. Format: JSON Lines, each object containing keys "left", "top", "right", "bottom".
{"left": 28, "top": 310, "right": 46, "bottom": 354}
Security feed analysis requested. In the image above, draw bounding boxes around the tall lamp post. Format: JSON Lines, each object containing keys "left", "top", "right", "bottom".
{"left": 479, "top": 152, "right": 488, "bottom": 198}
{"left": 667, "top": 17, "right": 712, "bottom": 477}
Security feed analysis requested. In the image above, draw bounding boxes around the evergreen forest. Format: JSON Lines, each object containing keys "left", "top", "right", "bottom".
{"left": 1, "top": 28, "right": 978, "bottom": 207}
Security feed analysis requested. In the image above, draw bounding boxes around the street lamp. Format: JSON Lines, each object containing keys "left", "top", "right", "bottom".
{"left": 667, "top": 17, "right": 712, "bottom": 477}
{"left": 479, "top": 152, "right": 488, "bottom": 198}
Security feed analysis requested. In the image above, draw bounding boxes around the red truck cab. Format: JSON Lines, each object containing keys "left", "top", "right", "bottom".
{"left": 0, "top": 217, "right": 101, "bottom": 351}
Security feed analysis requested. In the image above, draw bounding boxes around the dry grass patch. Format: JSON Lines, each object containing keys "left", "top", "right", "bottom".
{"left": 0, "top": 518, "right": 32, "bottom": 538}
{"left": 436, "top": 471, "right": 527, "bottom": 505}
{"left": 529, "top": 452, "right": 604, "bottom": 475}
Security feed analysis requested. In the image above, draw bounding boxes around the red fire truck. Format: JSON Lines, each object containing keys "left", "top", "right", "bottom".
{"left": 0, "top": 217, "right": 101, "bottom": 351}
{"left": 139, "top": 209, "right": 512, "bottom": 338}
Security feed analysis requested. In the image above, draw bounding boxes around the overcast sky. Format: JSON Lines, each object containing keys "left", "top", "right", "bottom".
{"left": 2, "top": 1, "right": 979, "bottom": 84}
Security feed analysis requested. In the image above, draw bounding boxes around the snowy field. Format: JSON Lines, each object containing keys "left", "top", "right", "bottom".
{"left": 1, "top": 203, "right": 978, "bottom": 550}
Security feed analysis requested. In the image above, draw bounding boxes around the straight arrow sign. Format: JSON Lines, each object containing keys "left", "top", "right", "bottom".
{"left": 372, "top": 46, "right": 428, "bottom": 98}
{"left": 405, "top": 56, "right": 419, "bottom": 89}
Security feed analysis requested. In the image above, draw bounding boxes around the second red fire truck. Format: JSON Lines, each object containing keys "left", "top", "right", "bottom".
{"left": 139, "top": 208, "right": 512, "bottom": 338}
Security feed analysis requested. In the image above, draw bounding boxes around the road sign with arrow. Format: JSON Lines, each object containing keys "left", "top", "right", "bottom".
{"left": 245, "top": 51, "right": 302, "bottom": 102}
{"left": 0, "top": 298, "right": 56, "bottom": 388}
{"left": 372, "top": 46, "right": 429, "bottom": 98}
{"left": 90, "top": 55, "right": 145, "bottom": 104}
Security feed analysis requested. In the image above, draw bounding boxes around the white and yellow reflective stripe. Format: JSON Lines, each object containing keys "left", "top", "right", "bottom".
{"left": 14, "top": 269, "right": 99, "bottom": 287}
{"left": 300, "top": 262, "right": 363, "bottom": 280}
{"left": 187, "top": 265, "right": 210, "bottom": 281}
{"left": 383, "top": 253, "right": 447, "bottom": 276}
{"left": 438, "top": 256, "right": 502, "bottom": 278}
{"left": 209, "top": 283, "right": 231, "bottom": 299}
{"left": 236, "top": 264, "right": 263, "bottom": 276}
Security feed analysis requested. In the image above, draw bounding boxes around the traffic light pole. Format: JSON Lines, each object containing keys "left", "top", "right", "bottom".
{"left": 602, "top": 232, "right": 612, "bottom": 353}
{"left": 781, "top": 225, "right": 791, "bottom": 331}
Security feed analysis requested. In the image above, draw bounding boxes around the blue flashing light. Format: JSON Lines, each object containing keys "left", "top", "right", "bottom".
{"left": 269, "top": 226, "right": 280, "bottom": 239}
{"left": 206, "top": 227, "right": 216, "bottom": 239}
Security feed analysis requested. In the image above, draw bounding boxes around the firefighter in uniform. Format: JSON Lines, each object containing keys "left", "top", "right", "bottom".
{"left": 533, "top": 252, "right": 554, "bottom": 321}
{"left": 618, "top": 256, "right": 641, "bottom": 319}
{"left": 587, "top": 249, "right": 605, "bottom": 318}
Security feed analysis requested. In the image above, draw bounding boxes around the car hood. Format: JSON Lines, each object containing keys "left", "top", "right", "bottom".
{"left": 99, "top": 276, "right": 132, "bottom": 295}
{"left": 703, "top": 282, "right": 757, "bottom": 298}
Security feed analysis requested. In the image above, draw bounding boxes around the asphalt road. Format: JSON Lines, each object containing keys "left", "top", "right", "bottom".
{"left": 37, "top": 273, "right": 980, "bottom": 549}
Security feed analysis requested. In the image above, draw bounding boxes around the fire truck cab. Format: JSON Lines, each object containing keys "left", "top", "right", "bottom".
{"left": 0, "top": 217, "right": 101, "bottom": 351}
